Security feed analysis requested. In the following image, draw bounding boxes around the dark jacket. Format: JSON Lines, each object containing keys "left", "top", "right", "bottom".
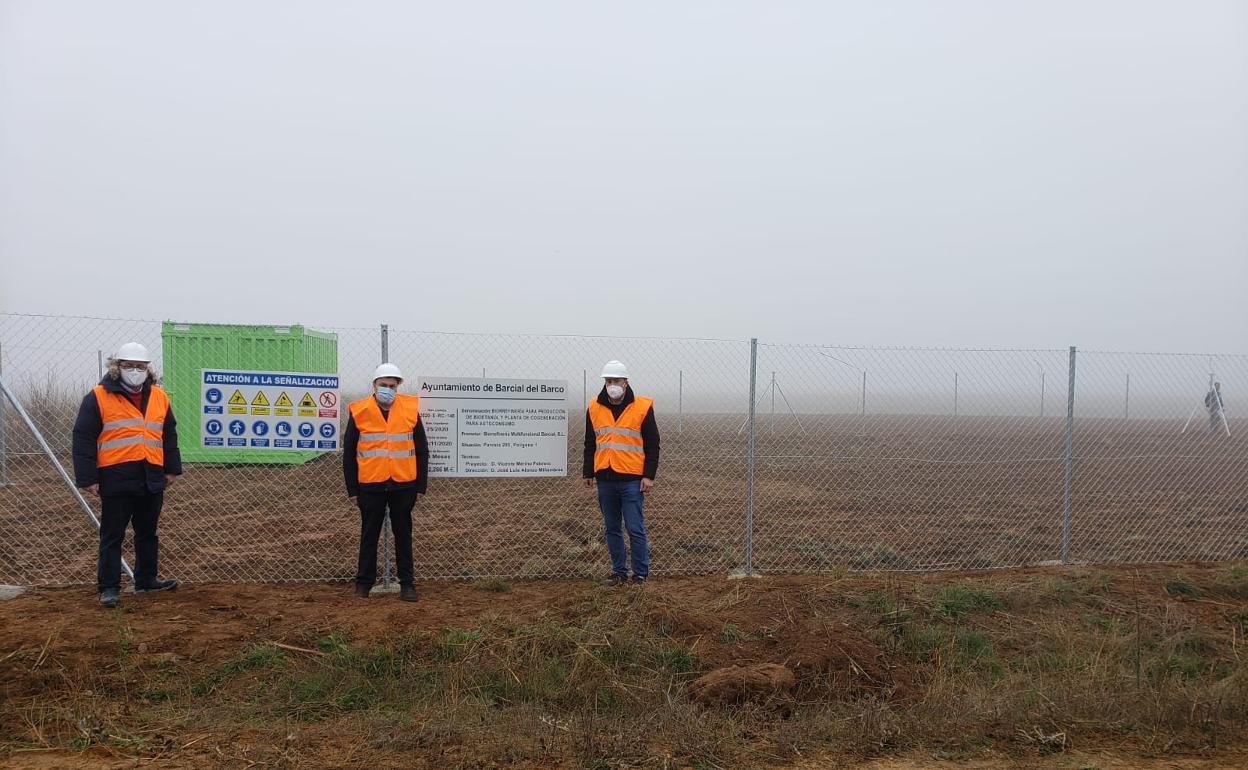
{"left": 582, "top": 385, "right": 660, "bottom": 481}
{"left": 342, "top": 399, "right": 430, "bottom": 497}
{"left": 72, "top": 375, "right": 182, "bottom": 496}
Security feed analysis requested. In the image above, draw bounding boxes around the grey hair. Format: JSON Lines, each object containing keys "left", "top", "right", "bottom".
{"left": 105, "top": 357, "right": 158, "bottom": 384}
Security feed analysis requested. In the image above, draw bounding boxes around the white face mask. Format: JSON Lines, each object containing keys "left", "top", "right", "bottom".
{"left": 121, "top": 368, "right": 148, "bottom": 387}
{"left": 605, "top": 384, "right": 625, "bottom": 400}
{"left": 374, "top": 386, "right": 397, "bottom": 405}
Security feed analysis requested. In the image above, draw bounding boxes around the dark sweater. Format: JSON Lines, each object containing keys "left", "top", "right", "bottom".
{"left": 72, "top": 375, "right": 182, "bottom": 495}
{"left": 582, "top": 385, "right": 660, "bottom": 481}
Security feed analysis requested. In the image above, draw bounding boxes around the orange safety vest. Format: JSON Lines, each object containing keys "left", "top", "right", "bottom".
{"left": 349, "top": 393, "right": 420, "bottom": 483}
{"left": 588, "top": 396, "right": 653, "bottom": 476}
{"left": 93, "top": 385, "right": 168, "bottom": 468}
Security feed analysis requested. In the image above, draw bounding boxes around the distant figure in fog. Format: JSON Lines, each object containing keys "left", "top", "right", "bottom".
{"left": 1205, "top": 381, "right": 1225, "bottom": 434}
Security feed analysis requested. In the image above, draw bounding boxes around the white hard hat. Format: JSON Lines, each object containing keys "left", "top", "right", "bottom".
{"left": 372, "top": 362, "right": 404, "bottom": 383}
{"left": 115, "top": 342, "right": 151, "bottom": 363}
{"left": 601, "top": 360, "right": 629, "bottom": 379}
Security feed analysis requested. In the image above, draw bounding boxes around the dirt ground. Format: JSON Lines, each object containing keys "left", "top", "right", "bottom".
{"left": 5, "top": 750, "right": 1246, "bottom": 769}
{"left": 2, "top": 564, "right": 1248, "bottom": 769}
{"left": 2, "top": 416, "right": 1246, "bottom": 586}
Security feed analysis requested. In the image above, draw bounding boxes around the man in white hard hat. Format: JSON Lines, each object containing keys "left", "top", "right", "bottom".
{"left": 583, "top": 360, "right": 660, "bottom": 585}
{"left": 343, "top": 363, "right": 428, "bottom": 601}
{"left": 72, "top": 342, "right": 182, "bottom": 608}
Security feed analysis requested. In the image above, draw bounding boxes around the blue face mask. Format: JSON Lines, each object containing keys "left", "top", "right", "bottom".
{"left": 374, "top": 386, "right": 396, "bottom": 405}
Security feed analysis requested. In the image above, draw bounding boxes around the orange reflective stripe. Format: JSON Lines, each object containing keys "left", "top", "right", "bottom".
{"left": 349, "top": 393, "right": 420, "bottom": 483}
{"left": 93, "top": 385, "right": 168, "bottom": 469}
{"left": 588, "top": 396, "right": 652, "bottom": 475}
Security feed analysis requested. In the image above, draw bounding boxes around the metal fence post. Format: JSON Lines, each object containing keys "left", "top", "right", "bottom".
{"left": 736, "top": 338, "right": 759, "bottom": 576}
{"left": 0, "top": 376, "right": 134, "bottom": 580}
{"left": 0, "top": 341, "right": 7, "bottom": 488}
{"left": 678, "top": 369, "right": 683, "bottom": 435}
{"left": 1061, "top": 345, "right": 1077, "bottom": 564}
{"left": 380, "top": 323, "right": 392, "bottom": 590}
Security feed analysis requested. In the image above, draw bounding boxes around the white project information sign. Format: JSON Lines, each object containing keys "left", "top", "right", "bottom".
{"left": 417, "top": 377, "right": 568, "bottom": 477}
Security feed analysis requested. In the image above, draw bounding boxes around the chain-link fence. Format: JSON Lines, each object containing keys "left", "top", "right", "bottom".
{"left": 1, "top": 313, "right": 1245, "bottom": 586}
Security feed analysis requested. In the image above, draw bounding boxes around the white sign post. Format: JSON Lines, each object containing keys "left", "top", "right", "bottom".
{"left": 417, "top": 377, "right": 568, "bottom": 477}
{"left": 200, "top": 369, "right": 341, "bottom": 451}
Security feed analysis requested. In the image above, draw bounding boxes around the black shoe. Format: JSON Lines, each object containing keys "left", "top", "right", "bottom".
{"left": 99, "top": 588, "right": 119, "bottom": 608}
{"left": 631, "top": 575, "right": 647, "bottom": 586}
{"left": 135, "top": 579, "right": 179, "bottom": 594}
{"left": 602, "top": 573, "right": 629, "bottom": 587}
{"left": 399, "top": 585, "right": 420, "bottom": 602}
{"left": 354, "top": 584, "right": 370, "bottom": 599}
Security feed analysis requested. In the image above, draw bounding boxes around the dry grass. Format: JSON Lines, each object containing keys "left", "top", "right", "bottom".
{"left": 1, "top": 567, "right": 1247, "bottom": 768}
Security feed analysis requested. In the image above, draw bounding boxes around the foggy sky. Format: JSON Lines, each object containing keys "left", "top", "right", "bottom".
{"left": 1, "top": 1, "right": 1245, "bottom": 352}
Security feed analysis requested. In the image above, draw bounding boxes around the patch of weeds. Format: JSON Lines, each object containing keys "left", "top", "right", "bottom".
{"left": 653, "top": 645, "right": 696, "bottom": 675}
{"left": 1078, "top": 612, "right": 1117, "bottom": 633}
{"left": 70, "top": 733, "right": 147, "bottom": 752}
{"left": 721, "top": 623, "right": 746, "bottom": 643}
{"left": 1164, "top": 577, "right": 1203, "bottom": 600}
{"left": 1212, "top": 566, "right": 1248, "bottom": 599}
{"left": 1231, "top": 611, "right": 1248, "bottom": 633}
{"left": 1156, "top": 654, "right": 1204, "bottom": 681}
{"left": 193, "top": 644, "right": 285, "bottom": 696}
{"left": 220, "top": 644, "right": 285, "bottom": 675}
{"left": 876, "top": 599, "right": 915, "bottom": 632}
{"left": 134, "top": 687, "right": 171, "bottom": 703}
{"left": 1024, "top": 648, "right": 1081, "bottom": 674}
{"left": 360, "top": 648, "right": 402, "bottom": 678}
{"left": 899, "top": 624, "right": 944, "bottom": 662}
{"left": 483, "top": 660, "right": 569, "bottom": 705}
{"left": 314, "top": 631, "right": 350, "bottom": 654}
{"left": 190, "top": 679, "right": 214, "bottom": 697}
{"left": 953, "top": 629, "right": 1001, "bottom": 674}
{"left": 433, "top": 628, "right": 483, "bottom": 663}
{"left": 602, "top": 636, "right": 638, "bottom": 668}
{"left": 850, "top": 544, "right": 914, "bottom": 570}
{"left": 1040, "top": 577, "right": 1081, "bottom": 606}
{"left": 113, "top": 617, "right": 135, "bottom": 666}
{"left": 1176, "top": 631, "right": 1216, "bottom": 657}
{"left": 334, "top": 683, "right": 374, "bottom": 712}
{"left": 471, "top": 577, "right": 511, "bottom": 593}
{"left": 934, "top": 584, "right": 1004, "bottom": 620}
{"left": 293, "top": 671, "right": 334, "bottom": 704}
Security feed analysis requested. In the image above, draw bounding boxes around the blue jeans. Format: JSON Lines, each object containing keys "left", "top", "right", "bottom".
{"left": 597, "top": 479, "right": 648, "bottom": 578}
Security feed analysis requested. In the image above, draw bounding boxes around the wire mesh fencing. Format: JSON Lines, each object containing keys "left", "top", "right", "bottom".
{"left": 1, "top": 313, "right": 1244, "bottom": 586}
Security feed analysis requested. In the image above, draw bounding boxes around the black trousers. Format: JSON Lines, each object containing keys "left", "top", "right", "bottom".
{"left": 355, "top": 488, "right": 418, "bottom": 587}
{"left": 97, "top": 491, "right": 163, "bottom": 592}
